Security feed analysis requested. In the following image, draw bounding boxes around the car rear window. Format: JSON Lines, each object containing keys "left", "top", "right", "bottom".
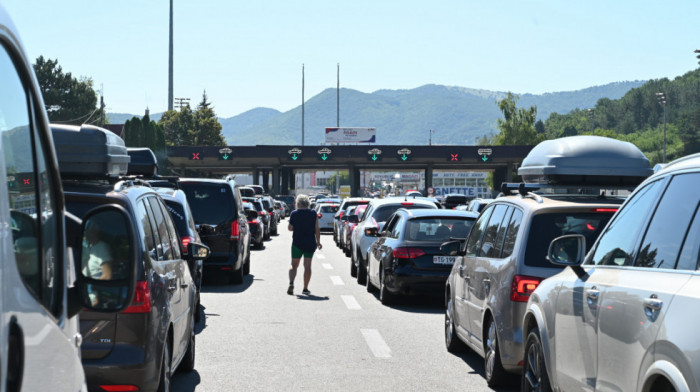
{"left": 320, "top": 205, "right": 339, "bottom": 213}
{"left": 524, "top": 211, "right": 615, "bottom": 268}
{"left": 373, "top": 203, "right": 436, "bottom": 223}
{"left": 406, "top": 217, "right": 475, "bottom": 241}
{"left": 179, "top": 183, "right": 235, "bottom": 225}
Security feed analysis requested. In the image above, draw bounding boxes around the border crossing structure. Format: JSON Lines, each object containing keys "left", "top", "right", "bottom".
{"left": 167, "top": 144, "right": 535, "bottom": 197}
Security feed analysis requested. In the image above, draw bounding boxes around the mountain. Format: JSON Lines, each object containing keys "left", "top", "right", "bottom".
{"left": 107, "top": 81, "right": 644, "bottom": 145}
{"left": 107, "top": 112, "right": 163, "bottom": 124}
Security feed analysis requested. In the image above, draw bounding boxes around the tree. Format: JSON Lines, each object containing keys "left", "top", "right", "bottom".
{"left": 159, "top": 105, "right": 196, "bottom": 146}
{"left": 193, "top": 90, "right": 225, "bottom": 146}
{"left": 493, "top": 92, "right": 544, "bottom": 145}
{"left": 33, "top": 56, "right": 98, "bottom": 124}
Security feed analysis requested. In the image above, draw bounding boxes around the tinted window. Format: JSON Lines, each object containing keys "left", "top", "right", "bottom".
{"left": 636, "top": 173, "right": 700, "bottom": 269}
{"left": 148, "top": 196, "right": 173, "bottom": 260}
{"left": 525, "top": 211, "right": 616, "bottom": 268}
{"left": 478, "top": 204, "right": 509, "bottom": 258}
{"left": 136, "top": 199, "right": 157, "bottom": 266}
{"left": 590, "top": 180, "right": 664, "bottom": 266}
{"left": 501, "top": 209, "right": 523, "bottom": 258}
{"left": 320, "top": 205, "right": 339, "bottom": 213}
{"left": 466, "top": 206, "right": 493, "bottom": 257}
{"left": 156, "top": 198, "right": 182, "bottom": 260}
{"left": 678, "top": 206, "right": 700, "bottom": 271}
{"left": 406, "top": 217, "right": 475, "bottom": 241}
{"left": 163, "top": 200, "right": 189, "bottom": 235}
{"left": 180, "top": 183, "right": 235, "bottom": 225}
{"left": 2, "top": 45, "right": 61, "bottom": 315}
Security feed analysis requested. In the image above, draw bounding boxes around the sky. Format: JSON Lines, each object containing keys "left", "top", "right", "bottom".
{"left": 2, "top": 0, "right": 699, "bottom": 119}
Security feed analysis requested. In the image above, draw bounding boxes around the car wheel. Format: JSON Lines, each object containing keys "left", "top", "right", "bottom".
{"left": 178, "top": 324, "right": 196, "bottom": 372}
{"left": 157, "top": 338, "right": 172, "bottom": 392}
{"left": 445, "top": 296, "right": 466, "bottom": 353}
{"left": 485, "top": 316, "right": 509, "bottom": 387}
{"left": 243, "top": 251, "right": 251, "bottom": 275}
{"left": 230, "top": 263, "right": 244, "bottom": 285}
{"left": 365, "top": 259, "right": 376, "bottom": 293}
{"left": 522, "top": 328, "right": 552, "bottom": 392}
{"left": 356, "top": 254, "right": 367, "bottom": 285}
{"left": 379, "top": 268, "right": 394, "bottom": 305}
{"left": 350, "top": 248, "right": 358, "bottom": 277}
{"left": 194, "top": 298, "right": 201, "bottom": 323}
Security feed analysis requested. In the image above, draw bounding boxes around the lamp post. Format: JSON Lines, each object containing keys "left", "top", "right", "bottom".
{"left": 655, "top": 92, "right": 667, "bottom": 163}
{"left": 429, "top": 129, "right": 435, "bottom": 146}
{"left": 586, "top": 108, "right": 594, "bottom": 133}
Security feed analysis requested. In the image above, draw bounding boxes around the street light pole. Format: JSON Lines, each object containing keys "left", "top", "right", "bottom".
{"left": 656, "top": 92, "right": 667, "bottom": 163}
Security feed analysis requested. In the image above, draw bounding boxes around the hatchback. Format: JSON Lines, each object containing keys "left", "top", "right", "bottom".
{"left": 316, "top": 202, "right": 340, "bottom": 232}
{"left": 366, "top": 209, "right": 478, "bottom": 305}
{"left": 522, "top": 152, "right": 700, "bottom": 392}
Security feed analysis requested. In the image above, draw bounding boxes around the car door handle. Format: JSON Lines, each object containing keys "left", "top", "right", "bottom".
{"left": 168, "top": 279, "right": 178, "bottom": 292}
{"left": 586, "top": 288, "right": 600, "bottom": 302}
{"left": 180, "top": 283, "right": 189, "bottom": 288}
{"left": 644, "top": 296, "right": 663, "bottom": 312}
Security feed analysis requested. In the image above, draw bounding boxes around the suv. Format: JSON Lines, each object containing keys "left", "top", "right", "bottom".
{"left": 179, "top": 178, "right": 251, "bottom": 284}
{"left": 351, "top": 197, "right": 438, "bottom": 283}
{"left": 522, "top": 152, "right": 700, "bottom": 392}
{"left": 0, "top": 10, "right": 137, "bottom": 390}
{"left": 53, "top": 124, "right": 210, "bottom": 391}
{"left": 441, "top": 193, "right": 469, "bottom": 209}
{"left": 443, "top": 136, "right": 652, "bottom": 387}
{"left": 260, "top": 195, "right": 279, "bottom": 235}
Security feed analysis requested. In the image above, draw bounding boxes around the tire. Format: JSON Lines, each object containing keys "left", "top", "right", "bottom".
{"left": 365, "top": 258, "right": 376, "bottom": 293}
{"left": 379, "top": 268, "right": 394, "bottom": 305}
{"left": 356, "top": 254, "right": 367, "bottom": 285}
{"left": 230, "top": 263, "right": 244, "bottom": 285}
{"left": 194, "top": 298, "right": 201, "bottom": 323}
{"left": 484, "top": 316, "right": 509, "bottom": 387}
{"left": 243, "top": 251, "right": 251, "bottom": 275}
{"left": 445, "top": 296, "right": 466, "bottom": 353}
{"left": 521, "top": 328, "right": 552, "bottom": 392}
{"left": 157, "top": 338, "right": 172, "bottom": 392}
{"left": 350, "top": 248, "right": 358, "bottom": 278}
{"left": 178, "top": 325, "right": 196, "bottom": 372}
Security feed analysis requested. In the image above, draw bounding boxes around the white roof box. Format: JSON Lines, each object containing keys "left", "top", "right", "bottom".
{"left": 51, "top": 124, "right": 130, "bottom": 179}
{"left": 518, "top": 135, "right": 653, "bottom": 187}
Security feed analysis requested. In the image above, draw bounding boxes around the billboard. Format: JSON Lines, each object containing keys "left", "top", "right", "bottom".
{"left": 325, "top": 127, "right": 376, "bottom": 143}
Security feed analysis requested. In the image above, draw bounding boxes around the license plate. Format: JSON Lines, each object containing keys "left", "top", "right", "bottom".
{"left": 328, "top": 223, "right": 334, "bottom": 227}
{"left": 433, "top": 256, "right": 456, "bottom": 265}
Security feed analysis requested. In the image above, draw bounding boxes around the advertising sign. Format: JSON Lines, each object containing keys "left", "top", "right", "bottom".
{"left": 325, "top": 127, "right": 376, "bottom": 143}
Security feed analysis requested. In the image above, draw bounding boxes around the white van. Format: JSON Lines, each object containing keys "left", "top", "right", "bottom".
{"left": 0, "top": 5, "right": 137, "bottom": 390}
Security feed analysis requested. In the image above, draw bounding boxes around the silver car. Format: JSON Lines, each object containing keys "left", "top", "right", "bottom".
{"left": 522, "top": 152, "right": 700, "bottom": 392}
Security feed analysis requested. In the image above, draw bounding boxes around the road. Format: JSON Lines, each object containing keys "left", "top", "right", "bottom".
{"left": 172, "top": 225, "right": 518, "bottom": 392}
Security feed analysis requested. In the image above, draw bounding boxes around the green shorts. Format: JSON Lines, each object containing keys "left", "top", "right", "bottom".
{"left": 291, "top": 244, "right": 315, "bottom": 259}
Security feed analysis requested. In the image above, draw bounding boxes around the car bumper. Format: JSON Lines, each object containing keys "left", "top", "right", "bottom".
{"left": 385, "top": 268, "right": 450, "bottom": 296}
{"left": 83, "top": 344, "right": 160, "bottom": 392}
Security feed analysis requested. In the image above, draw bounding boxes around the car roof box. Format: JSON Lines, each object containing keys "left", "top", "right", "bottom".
{"left": 51, "top": 124, "right": 130, "bottom": 179}
{"left": 518, "top": 135, "right": 653, "bottom": 187}
{"left": 127, "top": 147, "right": 158, "bottom": 176}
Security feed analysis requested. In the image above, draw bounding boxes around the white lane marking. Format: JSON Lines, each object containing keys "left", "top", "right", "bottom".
{"left": 322, "top": 263, "right": 333, "bottom": 270}
{"left": 361, "top": 329, "right": 392, "bottom": 358}
{"left": 316, "top": 253, "right": 326, "bottom": 259}
{"left": 341, "top": 295, "right": 362, "bottom": 310}
{"left": 330, "top": 275, "right": 344, "bottom": 285}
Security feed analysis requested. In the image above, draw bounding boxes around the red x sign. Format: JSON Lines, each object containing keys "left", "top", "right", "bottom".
{"left": 191, "top": 153, "right": 200, "bottom": 160}
{"left": 23, "top": 179, "right": 31, "bottom": 185}
{"left": 451, "top": 154, "right": 459, "bottom": 161}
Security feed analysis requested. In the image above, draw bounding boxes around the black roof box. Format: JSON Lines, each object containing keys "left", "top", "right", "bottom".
{"left": 518, "top": 136, "right": 653, "bottom": 187}
{"left": 127, "top": 147, "right": 158, "bottom": 176}
{"left": 51, "top": 124, "right": 130, "bottom": 179}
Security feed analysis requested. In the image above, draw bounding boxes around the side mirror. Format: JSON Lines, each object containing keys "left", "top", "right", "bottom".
{"left": 364, "top": 227, "right": 378, "bottom": 237}
{"left": 188, "top": 242, "right": 210, "bottom": 260}
{"left": 348, "top": 215, "right": 359, "bottom": 224}
{"left": 440, "top": 240, "right": 464, "bottom": 256}
{"left": 547, "top": 235, "right": 586, "bottom": 266}
{"left": 69, "top": 205, "right": 138, "bottom": 316}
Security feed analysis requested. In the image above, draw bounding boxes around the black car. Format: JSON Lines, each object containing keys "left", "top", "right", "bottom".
{"left": 155, "top": 187, "right": 207, "bottom": 322}
{"left": 260, "top": 196, "right": 279, "bottom": 235}
{"left": 179, "top": 178, "right": 251, "bottom": 284}
{"left": 244, "top": 196, "right": 271, "bottom": 240}
{"left": 366, "top": 209, "right": 478, "bottom": 305}
{"left": 53, "top": 124, "right": 210, "bottom": 391}
{"left": 441, "top": 193, "right": 469, "bottom": 209}
{"left": 244, "top": 201, "right": 264, "bottom": 249}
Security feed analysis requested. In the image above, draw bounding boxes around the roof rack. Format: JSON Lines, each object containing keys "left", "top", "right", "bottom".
{"left": 501, "top": 183, "right": 543, "bottom": 203}
{"left": 114, "top": 177, "right": 153, "bottom": 192}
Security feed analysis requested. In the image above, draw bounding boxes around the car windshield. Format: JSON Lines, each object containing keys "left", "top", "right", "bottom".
{"left": 373, "top": 204, "right": 434, "bottom": 223}
{"left": 405, "top": 217, "right": 475, "bottom": 241}
{"left": 524, "top": 211, "right": 615, "bottom": 268}
{"left": 179, "top": 183, "right": 234, "bottom": 225}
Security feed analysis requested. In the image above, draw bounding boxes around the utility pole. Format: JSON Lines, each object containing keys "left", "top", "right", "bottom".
{"left": 656, "top": 92, "right": 667, "bottom": 162}
{"left": 99, "top": 95, "right": 105, "bottom": 127}
{"left": 168, "top": 0, "right": 174, "bottom": 111}
{"left": 337, "top": 63, "right": 340, "bottom": 127}
{"left": 302, "top": 64, "right": 305, "bottom": 146}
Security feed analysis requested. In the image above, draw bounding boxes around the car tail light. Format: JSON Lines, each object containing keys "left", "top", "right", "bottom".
{"left": 400, "top": 202, "right": 414, "bottom": 206}
{"left": 122, "top": 281, "right": 152, "bottom": 313}
{"left": 99, "top": 386, "right": 139, "bottom": 391}
{"left": 510, "top": 275, "right": 543, "bottom": 302}
{"left": 248, "top": 218, "right": 259, "bottom": 225}
{"left": 591, "top": 208, "right": 618, "bottom": 213}
{"left": 181, "top": 235, "right": 195, "bottom": 255}
{"left": 393, "top": 247, "right": 426, "bottom": 259}
{"left": 318, "top": 213, "right": 323, "bottom": 219}
{"left": 339, "top": 211, "right": 345, "bottom": 219}
{"left": 231, "top": 220, "right": 240, "bottom": 240}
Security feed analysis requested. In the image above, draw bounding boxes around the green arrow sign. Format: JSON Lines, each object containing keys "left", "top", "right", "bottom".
{"left": 223, "top": 153, "right": 229, "bottom": 160}
{"left": 372, "top": 154, "right": 378, "bottom": 161}
{"left": 482, "top": 154, "right": 489, "bottom": 162}
{"left": 322, "top": 154, "right": 328, "bottom": 160}
{"left": 401, "top": 154, "right": 407, "bottom": 161}
{"left": 292, "top": 154, "right": 298, "bottom": 160}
